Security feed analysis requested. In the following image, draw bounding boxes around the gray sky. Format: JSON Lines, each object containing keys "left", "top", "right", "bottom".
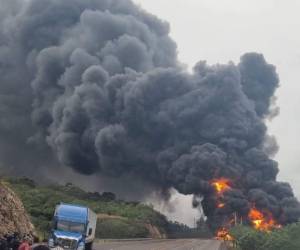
{"left": 133, "top": 0, "right": 300, "bottom": 199}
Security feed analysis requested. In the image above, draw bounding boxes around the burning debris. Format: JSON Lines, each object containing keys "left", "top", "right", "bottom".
{"left": 216, "top": 228, "right": 234, "bottom": 241}
{"left": 0, "top": 0, "right": 299, "bottom": 234}
{"left": 211, "top": 177, "right": 282, "bottom": 239}
{"left": 248, "top": 207, "right": 281, "bottom": 231}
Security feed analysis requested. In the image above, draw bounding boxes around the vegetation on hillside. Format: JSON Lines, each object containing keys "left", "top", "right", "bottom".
{"left": 229, "top": 224, "right": 300, "bottom": 250}
{"left": 3, "top": 177, "right": 169, "bottom": 239}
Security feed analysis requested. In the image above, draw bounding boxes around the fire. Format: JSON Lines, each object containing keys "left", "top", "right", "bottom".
{"left": 217, "top": 203, "right": 225, "bottom": 208}
{"left": 216, "top": 228, "right": 234, "bottom": 241}
{"left": 211, "top": 178, "right": 231, "bottom": 210}
{"left": 210, "top": 177, "right": 281, "bottom": 241}
{"left": 248, "top": 207, "right": 281, "bottom": 231}
{"left": 211, "top": 178, "right": 231, "bottom": 194}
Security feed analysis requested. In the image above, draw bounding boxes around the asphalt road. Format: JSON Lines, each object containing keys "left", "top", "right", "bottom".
{"left": 94, "top": 239, "right": 221, "bottom": 250}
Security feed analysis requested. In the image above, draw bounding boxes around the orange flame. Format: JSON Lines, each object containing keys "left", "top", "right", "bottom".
{"left": 211, "top": 178, "right": 231, "bottom": 211}
{"left": 248, "top": 207, "right": 281, "bottom": 231}
{"left": 216, "top": 228, "right": 234, "bottom": 241}
{"left": 211, "top": 178, "right": 231, "bottom": 194}
{"left": 217, "top": 203, "right": 225, "bottom": 208}
{"left": 211, "top": 178, "right": 281, "bottom": 240}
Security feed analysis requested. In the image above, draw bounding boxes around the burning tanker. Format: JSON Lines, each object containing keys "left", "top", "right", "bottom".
{"left": 0, "top": 0, "right": 299, "bottom": 233}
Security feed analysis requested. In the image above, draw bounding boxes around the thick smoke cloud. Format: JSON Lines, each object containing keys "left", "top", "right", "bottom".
{"left": 0, "top": 0, "right": 299, "bottom": 229}
{"left": 239, "top": 53, "right": 280, "bottom": 118}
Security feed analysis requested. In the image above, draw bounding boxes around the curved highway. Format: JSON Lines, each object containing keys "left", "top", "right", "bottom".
{"left": 94, "top": 239, "right": 221, "bottom": 250}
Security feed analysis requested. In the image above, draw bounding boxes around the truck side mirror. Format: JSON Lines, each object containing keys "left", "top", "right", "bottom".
{"left": 88, "top": 228, "right": 92, "bottom": 236}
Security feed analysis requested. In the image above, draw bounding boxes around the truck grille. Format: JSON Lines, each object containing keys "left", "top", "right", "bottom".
{"left": 57, "top": 238, "right": 77, "bottom": 249}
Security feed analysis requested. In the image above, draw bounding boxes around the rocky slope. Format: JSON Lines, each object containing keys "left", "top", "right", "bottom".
{"left": 0, "top": 181, "right": 34, "bottom": 236}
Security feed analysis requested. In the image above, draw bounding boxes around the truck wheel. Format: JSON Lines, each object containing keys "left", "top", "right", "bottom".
{"left": 85, "top": 242, "right": 93, "bottom": 250}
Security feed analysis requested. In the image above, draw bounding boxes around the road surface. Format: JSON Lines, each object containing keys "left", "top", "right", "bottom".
{"left": 94, "top": 239, "right": 222, "bottom": 250}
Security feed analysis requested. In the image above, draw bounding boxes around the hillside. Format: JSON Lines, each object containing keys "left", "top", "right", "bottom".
{"left": 0, "top": 181, "right": 34, "bottom": 236}
{"left": 3, "top": 177, "right": 169, "bottom": 239}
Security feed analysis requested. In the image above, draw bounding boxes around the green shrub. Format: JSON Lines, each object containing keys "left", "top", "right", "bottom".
{"left": 96, "top": 218, "right": 149, "bottom": 238}
{"left": 230, "top": 224, "right": 300, "bottom": 250}
{"left": 231, "top": 226, "right": 268, "bottom": 250}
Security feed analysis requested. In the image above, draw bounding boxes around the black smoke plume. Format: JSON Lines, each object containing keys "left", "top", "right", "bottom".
{"left": 0, "top": 0, "right": 299, "bottom": 230}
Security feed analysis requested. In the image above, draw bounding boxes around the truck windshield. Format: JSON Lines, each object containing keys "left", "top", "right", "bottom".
{"left": 57, "top": 220, "right": 85, "bottom": 234}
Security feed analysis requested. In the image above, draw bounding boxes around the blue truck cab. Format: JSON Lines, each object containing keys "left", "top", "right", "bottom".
{"left": 48, "top": 203, "right": 97, "bottom": 250}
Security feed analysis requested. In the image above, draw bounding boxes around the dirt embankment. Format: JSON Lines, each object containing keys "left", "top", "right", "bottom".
{"left": 0, "top": 181, "right": 34, "bottom": 236}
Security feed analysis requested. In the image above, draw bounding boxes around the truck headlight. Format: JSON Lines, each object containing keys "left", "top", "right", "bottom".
{"left": 77, "top": 242, "right": 85, "bottom": 250}
{"left": 48, "top": 238, "right": 54, "bottom": 248}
